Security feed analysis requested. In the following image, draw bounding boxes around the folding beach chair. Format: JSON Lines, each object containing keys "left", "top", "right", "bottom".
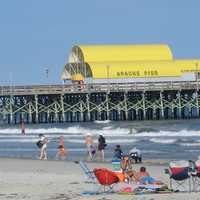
{"left": 79, "top": 160, "right": 97, "bottom": 183}
{"left": 111, "top": 159, "right": 125, "bottom": 182}
{"left": 112, "top": 159, "right": 121, "bottom": 172}
{"left": 94, "top": 168, "right": 120, "bottom": 192}
{"left": 191, "top": 159, "right": 200, "bottom": 191}
{"left": 165, "top": 160, "right": 191, "bottom": 192}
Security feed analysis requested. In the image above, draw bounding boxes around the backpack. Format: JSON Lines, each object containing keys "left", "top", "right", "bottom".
{"left": 36, "top": 140, "right": 43, "bottom": 148}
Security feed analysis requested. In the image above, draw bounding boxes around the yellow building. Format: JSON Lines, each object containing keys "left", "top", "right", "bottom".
{"left": 61, "top": 44, "right": 200, "bottom": 83}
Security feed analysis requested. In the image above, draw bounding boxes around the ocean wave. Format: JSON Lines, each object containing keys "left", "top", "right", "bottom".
{"left": 67, "top": 138, "right": 138, "bottom": 144}
{"left": 179, "top": 143, "right": 200, "bottom": 147}
{"left": 150, "top": 138, "right": 177, "bottom": 144}
{"left": 94, "top": 120, "right": 111, "bottom": 124}
{"left": 134, "top": 130, "right": 200, "bottom": 137}
{"left": 0, "top": 126, "right": 130, "bottom": 136}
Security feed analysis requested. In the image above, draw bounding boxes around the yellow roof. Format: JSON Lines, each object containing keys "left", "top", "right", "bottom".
{"left": 71, "top": 44, "right": 173, "bottom": 63}
{"left": 87, "top": 61, "right": 182, "bottom": 78}
{"left": 63, "top": 59, "right": 200, "bottom": 80}
{"left": 62, "top": 44, "right": 200, "bottom": 81}
{"left": 71, "top": 73, "right": 84, "bottom": 81}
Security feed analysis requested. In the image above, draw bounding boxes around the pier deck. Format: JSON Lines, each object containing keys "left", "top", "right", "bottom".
{"left": 0, "top": 81, "right": 199, "bottom": 124}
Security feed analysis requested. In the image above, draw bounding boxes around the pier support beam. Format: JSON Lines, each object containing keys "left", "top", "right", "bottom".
{"left": 160, "top": 91, "right": 164, "bottom": 119}
{"left": 54, "top": 103, "right": 58, "bottom": 122}
{"left": 35, "top": 95, "right": 38, "bottom": 123}
{"left": 106, "top": 93, "right": 109, "bottom": 120}
{"left": 124, "top": 93, "right": 128, "bottom": 120}
{"left": 196, "top": 91, "right": 199, "bottom": 117}
{"left": 9, "top": 96, "right": 13, "bottom": 124}
{"left": 178, "top": 91, "right": 181, "bottom": 118}
{"left": 86, "top": 94, "right": 90, "bottom": 121}
{"left": 61, "top": 94, "right": 65, "bottom": 122}
{"left": 142, "top": 93, "right": 146, "bottom": 120}
{"left": 28, "top": 103, "right": 32, "bottom": 123}
{"left": 80, "top": 101, "right": 83, "bottom": 122}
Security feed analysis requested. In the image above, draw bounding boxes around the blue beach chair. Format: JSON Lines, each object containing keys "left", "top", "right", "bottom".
{"left": 79, "top": 160, "right": 97, "bottom": 183}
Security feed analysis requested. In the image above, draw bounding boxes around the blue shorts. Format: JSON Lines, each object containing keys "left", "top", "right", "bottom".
{"left": 140, "top": 176, "right": 156, "bottom": 184}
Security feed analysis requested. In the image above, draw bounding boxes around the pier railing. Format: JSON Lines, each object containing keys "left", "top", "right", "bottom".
{"left": 0, "top": 81, "right": 199, "bottom": 96}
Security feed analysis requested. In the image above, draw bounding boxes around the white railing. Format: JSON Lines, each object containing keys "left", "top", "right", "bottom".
{"left": 0, "top": 81, "right": 199, "bottom": 96}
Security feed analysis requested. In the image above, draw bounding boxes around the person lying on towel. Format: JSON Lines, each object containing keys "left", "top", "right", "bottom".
{"left": 135, "top": 167, "right": 163, "bottom": 185}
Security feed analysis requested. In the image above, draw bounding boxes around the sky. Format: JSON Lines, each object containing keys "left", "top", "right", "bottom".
{"left": 0, "top": 0, "right": 200, "bottom": 86}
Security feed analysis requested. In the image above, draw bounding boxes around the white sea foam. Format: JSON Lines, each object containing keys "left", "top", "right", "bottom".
{"left": 94, "top": 120, "right": 111, "bottom": 124}
{"left": 150, "top": 138, "right": 177, "bottom": 144}
{"left": 0, "top": 126, "right": 200, "bottom": 139}
{"left": 134, "top": 130, "right": 200, "bottom": 137}
{"left": 0, "top": 126, "right": 130, "bottom": 136}
{"left": 67, "top": 138, "right": 138, "bottom": 144}
{"left": 179, "top": 143, "right": 200, "bottom": 147}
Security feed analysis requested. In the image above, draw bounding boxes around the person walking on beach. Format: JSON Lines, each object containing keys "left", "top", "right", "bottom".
{"left": 98, "top": 135, "right": 107, "bottom": 162}
{"left": 56, "top": 136, "right": 67, "bottom": 160}
{"left": 37, "top": 134, "right": 48, "bottom": 160}
{"left": 85, "top": 133, "right": 96, "bottom": 160}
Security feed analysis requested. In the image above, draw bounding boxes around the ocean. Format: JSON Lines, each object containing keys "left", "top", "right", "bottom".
{"left": 0, "top": 119, "right": 200, "bottom": 161}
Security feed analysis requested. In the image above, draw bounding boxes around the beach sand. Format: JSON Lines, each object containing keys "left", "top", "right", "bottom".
{"left": 0, "top": 158, "right": 199, "bottom": 200}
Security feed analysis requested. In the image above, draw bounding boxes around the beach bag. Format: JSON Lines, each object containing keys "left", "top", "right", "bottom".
{"left": 36, "top": 140, "right": 43, "bottom": 148}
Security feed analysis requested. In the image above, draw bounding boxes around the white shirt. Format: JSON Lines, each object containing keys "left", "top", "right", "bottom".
{"left": 129, "top": 148, "right": 141, "bottom": 156}
{"left": 40, "top": 136, "right": 48, "bottom": 148}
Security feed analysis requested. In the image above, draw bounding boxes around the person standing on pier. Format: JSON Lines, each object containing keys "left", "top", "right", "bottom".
{"left": 98, "top": 135, "right": 107, "bottom": 162}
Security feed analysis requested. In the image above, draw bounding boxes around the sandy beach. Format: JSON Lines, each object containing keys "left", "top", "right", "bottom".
{"left": 0, "top": 158, "right": 199, "bottom": 200}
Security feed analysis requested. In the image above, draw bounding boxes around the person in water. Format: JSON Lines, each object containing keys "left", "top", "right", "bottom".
{"left": 38, "top": 134, "right": 48, "bottom": 160}
{"left": 56, "top": 136, "right": 67, "bottom": 160}
{"left": 85, "top": 133, "right": 95, "bottom": 160}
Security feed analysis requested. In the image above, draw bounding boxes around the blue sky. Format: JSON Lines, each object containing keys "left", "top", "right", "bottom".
{"left": 0, "top": 0, "right": 200, "bottom": 85}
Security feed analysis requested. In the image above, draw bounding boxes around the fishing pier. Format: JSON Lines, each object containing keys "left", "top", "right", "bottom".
{"left": 0, "top": 81, "right": 199, "bottom": 124}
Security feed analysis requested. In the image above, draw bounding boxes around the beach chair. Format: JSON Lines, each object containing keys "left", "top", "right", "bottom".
{"left": 112, "top": 159, "right": 125, "bottom": 182}
{"left": 191, "top": 159, "right": 200, "bottom": 191}
{"left": 79, "top": 160, "right": 97, "bottom": 183}
{"left": 112, "top": 159, "right": 121, "bottom": 172}
{"left": 165, "top": 160, "right": 191, "bottom": 192}
{"left": 94, "top": 168, "right": 120, "bottom": 192}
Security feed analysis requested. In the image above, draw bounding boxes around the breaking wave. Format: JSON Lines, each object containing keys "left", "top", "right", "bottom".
{"left": 150, "top": 138, "right": 177, "bottom": 144}
{"left": 134, "top": 130, "right": 200, "bottom": 137}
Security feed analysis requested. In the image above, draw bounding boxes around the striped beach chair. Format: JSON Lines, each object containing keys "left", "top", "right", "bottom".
{"left": 165, "top": 160, "right": 191, "bottom": 192}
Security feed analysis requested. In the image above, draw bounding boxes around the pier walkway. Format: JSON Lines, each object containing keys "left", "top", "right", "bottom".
{"left": 0, "top": 81, "right": 199, "bottom": 123}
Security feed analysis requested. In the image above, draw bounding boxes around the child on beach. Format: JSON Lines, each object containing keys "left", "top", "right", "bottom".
{"left": 56, "top": 136, "right": 67, "bottom": 160}
{"left": 85, "top": 133, "right": 96, "bottom": 160}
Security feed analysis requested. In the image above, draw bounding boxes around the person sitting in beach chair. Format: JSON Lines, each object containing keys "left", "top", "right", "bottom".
{"left": 120, "top": 155, "right": 136, "bottom": 183}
